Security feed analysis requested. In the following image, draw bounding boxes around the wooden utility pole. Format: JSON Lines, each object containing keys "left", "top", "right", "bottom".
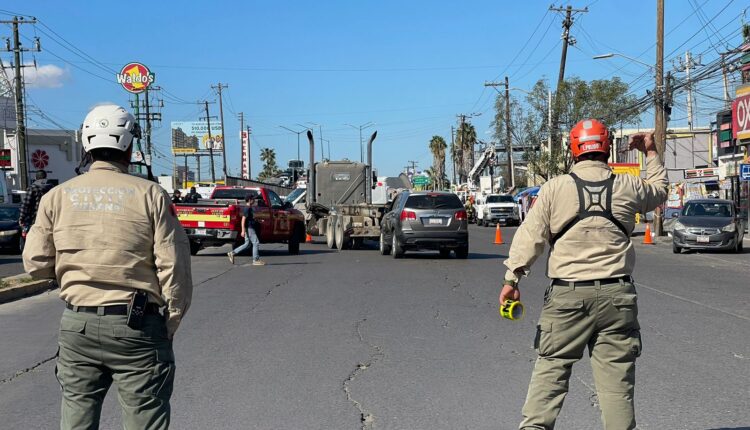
{"left": 549, "top": 5, "right": 587, "bottom": 158}
{"left": 212, "top": 83, "right": 229, "bottom": 180}
{"left": 1, "top": 16, "right": 40, "bottom": 190}
{"left": 654, "top": 0, "right": 665, "bottom": 236}
{"left": 202, "top": 101, "right": 217, "bottom": 183}
{"left": 505, "top": 76, "right": 514, "bottom": 189}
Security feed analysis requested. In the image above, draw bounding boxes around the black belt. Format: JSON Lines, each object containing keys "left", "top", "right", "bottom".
{"left": 552, "top": 276, "right": 633, "bottom": 287}
{"left": 65, "top": 302, "right": 162, "bottom": 316}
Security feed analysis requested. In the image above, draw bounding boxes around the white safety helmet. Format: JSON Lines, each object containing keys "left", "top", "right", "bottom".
{"left": 81, "top": 104, "right": 141, "bottom": 153}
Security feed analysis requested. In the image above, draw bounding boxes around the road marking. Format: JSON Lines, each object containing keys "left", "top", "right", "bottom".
{"left": 696, "top": 253, "right": 750, "bottom": 268}
{"left": 635, "top": 282, "right": 750, "bottom": 322}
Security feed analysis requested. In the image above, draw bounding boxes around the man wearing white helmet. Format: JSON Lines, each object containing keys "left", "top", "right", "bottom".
{"left": 23, "top": 104, "right": 193, "bottom": 429}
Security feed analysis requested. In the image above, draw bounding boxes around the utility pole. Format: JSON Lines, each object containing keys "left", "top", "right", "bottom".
{"left": 451, "top": 126, "right": 456, "bottom": 186}
{"left": 549, "top": 5, "right": 587, "bottom": 158}
{"left": 201, "top": 101, "right": 217, "bottom": 183}
{"left": 407, "top": 160, "right": 418, "bottom": 175}
{"left": 654, "top": 0, "right": 666, "bottom": 236}
{"left": 505, "top": 76, "right": 514, "bottom": 189}
{"left": 1, "top": 16, "right": 40, "bottom": 190}
{"left": 721, "top": 53, "right": 730, "bottom": 108}
{"left": 674, "top": 51, "right": 701, "bottom": 167}
{"left": 211, "top": 83, "right": 228, "bottom": 180}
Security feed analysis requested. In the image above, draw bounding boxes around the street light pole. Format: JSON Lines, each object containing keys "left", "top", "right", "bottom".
{"left": 279, "top": 125, "right": 306, "bottom": 162}
{"left": 345, "top": 122, "right": 374, "bottom": 162}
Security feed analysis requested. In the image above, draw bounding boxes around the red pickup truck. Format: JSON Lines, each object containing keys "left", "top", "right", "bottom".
{"left": 175, "top": 186, "right": 306, "bottom": 255}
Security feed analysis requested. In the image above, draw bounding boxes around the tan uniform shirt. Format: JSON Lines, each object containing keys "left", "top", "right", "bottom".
{"left": 22, "top": 161, "right": 193, "bottom": 334}
{"left": 504, "top": 155, "right": 668, "bottom": 283}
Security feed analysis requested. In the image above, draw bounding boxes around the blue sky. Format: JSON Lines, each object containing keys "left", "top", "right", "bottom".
{"left": 2, "top": 0, "right": 746, "bottom": 177}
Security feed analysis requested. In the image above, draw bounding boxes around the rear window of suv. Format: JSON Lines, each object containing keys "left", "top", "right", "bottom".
{"left": 405, "top": 194, "right": 463, "bottom": 210}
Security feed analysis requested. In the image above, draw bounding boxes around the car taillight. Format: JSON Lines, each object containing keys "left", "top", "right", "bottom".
{"left": 455, "top": 210, "right": 467, "bottom": 220}
{"left": 400, "top": 210, "right": 417, "bottom": 221}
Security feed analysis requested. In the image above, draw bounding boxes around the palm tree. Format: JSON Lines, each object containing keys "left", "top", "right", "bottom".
{"left": 259, "top": 148, "right": 280, "bottom": 180}
{"left": 428, "top": 135, "right": 447, "bottom": 190}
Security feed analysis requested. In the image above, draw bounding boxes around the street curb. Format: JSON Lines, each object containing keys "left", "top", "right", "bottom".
{"left": 0, "top": 277, "right": 57, "bottom": 304}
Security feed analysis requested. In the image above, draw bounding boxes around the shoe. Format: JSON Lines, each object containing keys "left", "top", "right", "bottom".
{"left": 252, "top": 260, "right": 266, "bottom": 266}
{"left": 227, "top": 252, "right": 234, "bottom": 264}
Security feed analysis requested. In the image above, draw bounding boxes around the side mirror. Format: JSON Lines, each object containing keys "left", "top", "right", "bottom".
{"left": 283, "top": 201, "right": 292, "bottom": 210}
{"left": 671, "top": 212, "right": 679, "bottom": 218}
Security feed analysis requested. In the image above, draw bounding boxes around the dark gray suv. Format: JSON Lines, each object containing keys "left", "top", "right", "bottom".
{"left": 379, "top": 191, "right": 469, "bottom": 258}
{"left": 671, "top": 199, "right": 745, "bottom": 253}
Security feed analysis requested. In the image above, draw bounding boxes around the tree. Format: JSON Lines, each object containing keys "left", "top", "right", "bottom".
{"left": 455, "top": 121, "right": 477, "bottom": 183}
{"left": 428, "top": 135, "right": 447, "bottom": 190}
{"left": 493, "top": 76, "right": 641, "bottom": 182}
{"left": 258, "top": 148, "right": 281, "bottom": 181}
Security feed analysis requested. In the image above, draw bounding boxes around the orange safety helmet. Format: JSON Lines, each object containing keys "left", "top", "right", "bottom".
{"left": 569, "top": 119, "right": 610, "bottom": 158}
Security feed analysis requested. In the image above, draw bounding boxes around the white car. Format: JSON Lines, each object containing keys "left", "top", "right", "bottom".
{"left": 476, "top": 194, "right": 520, "bottom": 227}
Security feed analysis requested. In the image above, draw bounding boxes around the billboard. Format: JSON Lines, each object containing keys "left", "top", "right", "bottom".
{"left": 171, "top": 121, "right": 223, "bottom": 154}
{"left": 240, "top": 129, "right": 250, "bottom": 179}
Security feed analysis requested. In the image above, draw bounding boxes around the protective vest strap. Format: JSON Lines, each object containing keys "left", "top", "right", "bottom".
{"left": 549, "top": 172, "right": 629, "bottom": 247}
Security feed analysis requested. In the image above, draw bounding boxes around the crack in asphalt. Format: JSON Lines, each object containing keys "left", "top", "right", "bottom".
{"left": 451, "top": 282, "right": 478, "bottom": 302}
{"left": 343, "top": 318, "right": 384, "bottom": 430}
{"left": 247, "top": 270, "right": 303, "bottom": 313}
{"left": 432, "top": 306, "right": 449, "bottom": 328}
{"left": 0, "top": 354, "right": 56, "bottom": 385}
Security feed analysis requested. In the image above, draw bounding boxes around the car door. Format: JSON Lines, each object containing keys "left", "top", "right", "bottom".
{"left": 266, "top": 190, "right": 290, "bottom": 240}
{"left": 252, "top": 194, "right": 273, "bottom": 241}
{"left": 383, "top": 193, "right": 404, "bottom": 239}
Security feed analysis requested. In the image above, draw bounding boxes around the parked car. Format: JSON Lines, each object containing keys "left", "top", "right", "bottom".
{"left": 0, "top": 204, "right": 22, "bottom": 253}
{"left": 671, "top": 199, "right": 745, "bottom": 254}
{"left": 379, "top": 191, "right": 469, "bottom": 259}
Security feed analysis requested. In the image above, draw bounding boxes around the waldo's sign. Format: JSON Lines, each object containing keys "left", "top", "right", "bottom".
{"left": 117, "top": 62, "right": 154, "bottom": 94}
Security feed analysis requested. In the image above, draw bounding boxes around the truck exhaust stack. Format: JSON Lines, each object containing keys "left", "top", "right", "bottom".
{"left": 307, "top": 130, "right": 315, "bottom": 204}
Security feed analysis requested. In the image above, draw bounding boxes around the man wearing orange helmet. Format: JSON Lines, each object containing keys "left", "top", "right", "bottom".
{"left": 499, "top": 119, "right": 667, "bottom": 429}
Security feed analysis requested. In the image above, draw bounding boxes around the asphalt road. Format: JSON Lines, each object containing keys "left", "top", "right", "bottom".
{"left": 0, "top": 225, "right": 748, "bottom": 429}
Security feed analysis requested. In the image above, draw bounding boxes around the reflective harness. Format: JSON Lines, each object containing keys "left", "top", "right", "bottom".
{"left": 549, "top": 172, "right": 630, "bottom": 247}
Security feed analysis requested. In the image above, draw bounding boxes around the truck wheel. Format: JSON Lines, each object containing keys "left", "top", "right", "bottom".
{"left": 455, "top": 245, "right": 469, "bottom": 259}
{"left": 326, "top": 217, "right": 336, "bottom": 249}
{"left": 379, "top": 231, "right": 391, "bottom": 255}
{"left": 335, "top": 217, "right": 351, "bottom": 250}
{"left": 189, "top": 241, "right": 201, "bottom": 256}
{"left": 352, "top": 237, "right": 363, "bottom": 250}
{"left": 288, "top": 224, "right": 302, "bottom": 255}
{"left": 391, "top": 234, "right": 404, "bottom": 258}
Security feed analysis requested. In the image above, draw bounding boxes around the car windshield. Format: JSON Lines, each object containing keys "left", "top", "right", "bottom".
{"left": 212, "top": 189, "right": 260, "bottom": 200}
{"left": 486, "top": 195, "right": 514, "bottom": 203}
{"left": 0, "top": 207, "right": 19, "bottom": 221}
{"left": 682, "top": 202, "right": 732, "bottom": 217}
{"left": 284, "top": 188, "right": 305, "bottom": 203}
{"left": 405, "top": 194, "right": 463, "bottom": 210}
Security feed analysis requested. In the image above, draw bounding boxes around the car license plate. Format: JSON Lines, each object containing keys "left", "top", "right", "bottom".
{"left": 498, "top": 218, "right": 505, "bottom": 223}
{"left": 429, "top": 218, "right": 443, "bottom": 225}
{"left": 195, "top": 228, "right": 207, "bottom": 236}
{"left": 697, "top": 235, "right": 709, "bottom": 243}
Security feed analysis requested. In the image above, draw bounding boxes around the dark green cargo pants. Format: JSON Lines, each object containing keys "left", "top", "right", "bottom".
{"left": 56, "top": 308, "right": 175, "bottom": 430}
{"left": 520, "top": 280, "right": 642, "bottom": 430}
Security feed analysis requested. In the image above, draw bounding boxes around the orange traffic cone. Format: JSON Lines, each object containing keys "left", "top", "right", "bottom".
{"left": 305, "top": 233, "right": 313, "bottom": 243}
{"left": 494, "top": 223, "right": 504, "bottom": 245}
{"left": 643, "top": 223, "right": 654, "bottom": 245}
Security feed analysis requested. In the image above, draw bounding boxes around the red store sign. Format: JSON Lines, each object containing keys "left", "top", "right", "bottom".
{"left": 732, "top": 88, "right": 750, "bottom": 141}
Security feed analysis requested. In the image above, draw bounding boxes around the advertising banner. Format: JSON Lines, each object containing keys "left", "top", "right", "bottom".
{"left": 171, "top": 121, "right": 223, "bottom": 154}
{"left": 240, "top": 130, "right": 250, "bottom": 179}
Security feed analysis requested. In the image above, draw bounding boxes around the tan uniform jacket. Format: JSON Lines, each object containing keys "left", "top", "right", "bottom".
{"left": 504, "top": 155, "right": 668, "bottom": 283}
{"left": 22, "top": 161, "right": 193, "bottom": 335}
